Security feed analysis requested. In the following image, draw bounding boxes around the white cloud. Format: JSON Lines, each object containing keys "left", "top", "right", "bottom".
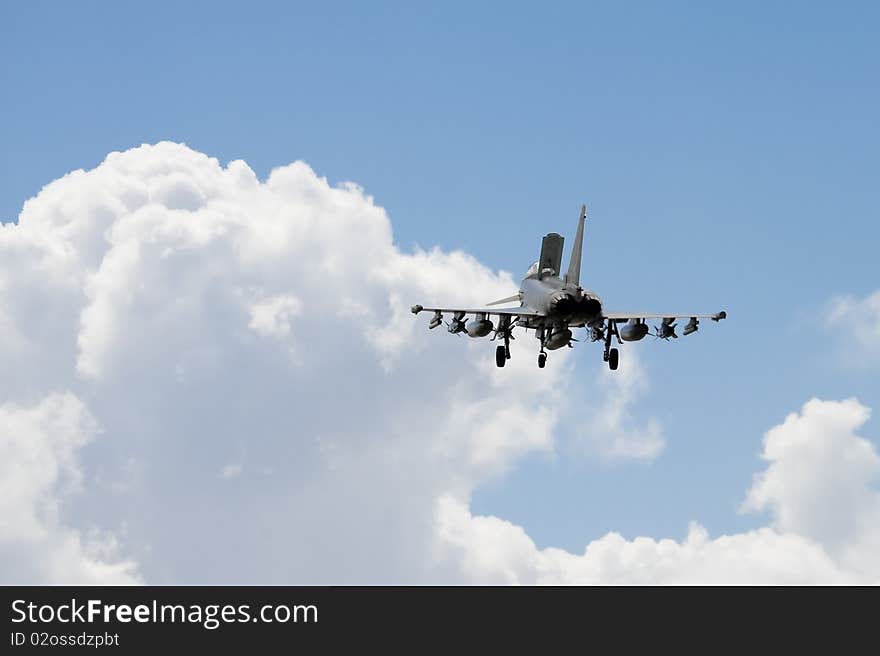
{"left": 0, "top": 393, "right": 140, "bottom": 584}
{"left": 825, "top": 290, "right": 880, "bottom": 364}
{"left": 220, "top": 462, "right": 244, "bottom": 480}
{"left": 563, "top": 349, "right": 665, "bottom": 461}
{"left": 0, "top": 142, "right": 581, "bottom": 582}
{"left": 435, "top": 499, "right": 850, "bottom": 584}
{"left": 743, "top": 398, "right": 880, "bottom": 580}
{"left": 1, "top": 142, "right": 876, "bottom": 584}
{"left": 248, "top": 294, "right": 302, "bottom": 340}
{"left": 435, "top": 398, "right": 880, "bottom": 584}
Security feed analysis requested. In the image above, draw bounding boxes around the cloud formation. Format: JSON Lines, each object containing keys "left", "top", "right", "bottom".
{"left": 826, "top": 290, "right": 880, "bottom": 365}
{"left": 0, "top": 393, "right": 140, "bottom": 583}
{"left": 1, "top": 143, "right": 877, "bottom": 583}
{"left": 439, "top": 398, "right": 879, "bottom": 583}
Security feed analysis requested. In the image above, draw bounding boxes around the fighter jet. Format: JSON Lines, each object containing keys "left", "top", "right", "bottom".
{"left": 411, "top": 205, "right": 726, "bottom": 370}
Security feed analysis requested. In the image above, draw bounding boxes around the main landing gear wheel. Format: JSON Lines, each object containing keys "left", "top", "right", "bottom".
{"left": 608, "top": 347, "right": 619, "bottom": 371}
{"left": 495, "top": 344, "right": 506, "bottom": 368}
{"left": 538, "top": 352, "right": 547, "bottom": 368}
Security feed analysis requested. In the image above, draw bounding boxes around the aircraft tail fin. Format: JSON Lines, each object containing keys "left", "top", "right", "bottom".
{"left": 565, "top": 204, "right": 587, "bottom": 286}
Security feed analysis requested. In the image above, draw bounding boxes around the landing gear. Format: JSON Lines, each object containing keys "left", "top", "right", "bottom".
{"left": 491, "top": 317, "right": 515, "bottom": 367}
{"left": 608, "top": 347, "right": 619, "bottom": 371}
{"left": 538, "top": 352, "right": 547, "bottom": 368}
{"left": 603, "top": 320, "right": 621, "bottom": 371}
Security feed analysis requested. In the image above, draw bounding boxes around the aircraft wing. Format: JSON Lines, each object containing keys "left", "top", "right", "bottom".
{"left": 604, "top": 311, "right": 727, "bottom": 322}
{"left": 410, "top": 304, "right": 543, "bottom": 318}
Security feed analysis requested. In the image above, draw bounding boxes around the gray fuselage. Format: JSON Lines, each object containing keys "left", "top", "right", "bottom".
{"left": 519, "top": 272, "right": 603, "bottom": 331}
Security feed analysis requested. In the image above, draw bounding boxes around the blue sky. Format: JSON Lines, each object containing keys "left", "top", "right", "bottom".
{"left": 2, "top": 2, "right": 878, "bottom": 556}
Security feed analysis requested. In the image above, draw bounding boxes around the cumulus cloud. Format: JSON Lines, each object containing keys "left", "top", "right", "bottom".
{"left": 248, "top": 295, "right": 302, "bottom": 339}
{"left": 3, "top": 142, "right": 653, "bottom": 583}
{"left": 743, "top": 398, "right": 880, "bottom": 579}
{"left": 436, "top": 500, "right": 850, "bottom": 584}
{"left": 0, "top": 393, "right": 140, "bottom": 584}
{"left": 563, "top": 350, "right": 665, "bottom": 460}
{"left": 1, "top": 142, "right": 876, "bottom": 584}
{"left": 436, "top": 398, "right": 880, "bottom": 584}
{"left": 825, "top": 290, "right": 880, "bottom": 364}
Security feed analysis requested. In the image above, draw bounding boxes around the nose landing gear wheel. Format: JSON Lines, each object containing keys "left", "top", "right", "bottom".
{"left": 538, "top": 352, "right": 547, "bottom": 368}
{"left": 608, "top": 347, "right": 619, "bottom": 371}
{"left": 495, "top": 344, "right": 506, "bottom": 368}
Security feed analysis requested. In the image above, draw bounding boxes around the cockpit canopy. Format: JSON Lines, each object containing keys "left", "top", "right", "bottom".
{"left": 524, "top": 261, "right": 540, "bottom": 279}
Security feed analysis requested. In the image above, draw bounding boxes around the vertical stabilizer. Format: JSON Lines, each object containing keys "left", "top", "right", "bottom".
{"left": 565, "top": 204, "right": 586, "bottom": 286}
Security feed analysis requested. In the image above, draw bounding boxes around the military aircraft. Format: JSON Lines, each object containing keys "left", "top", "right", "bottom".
{"left": 411, "top": 205, "right": 726, "bottom": 370}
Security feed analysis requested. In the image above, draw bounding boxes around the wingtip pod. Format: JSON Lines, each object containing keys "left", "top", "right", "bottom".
{"left": 411, "top": 304, "right": 423, "bottom": 314}
{"left": 711, "top": 310, "right": 727, "bottom": 322}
